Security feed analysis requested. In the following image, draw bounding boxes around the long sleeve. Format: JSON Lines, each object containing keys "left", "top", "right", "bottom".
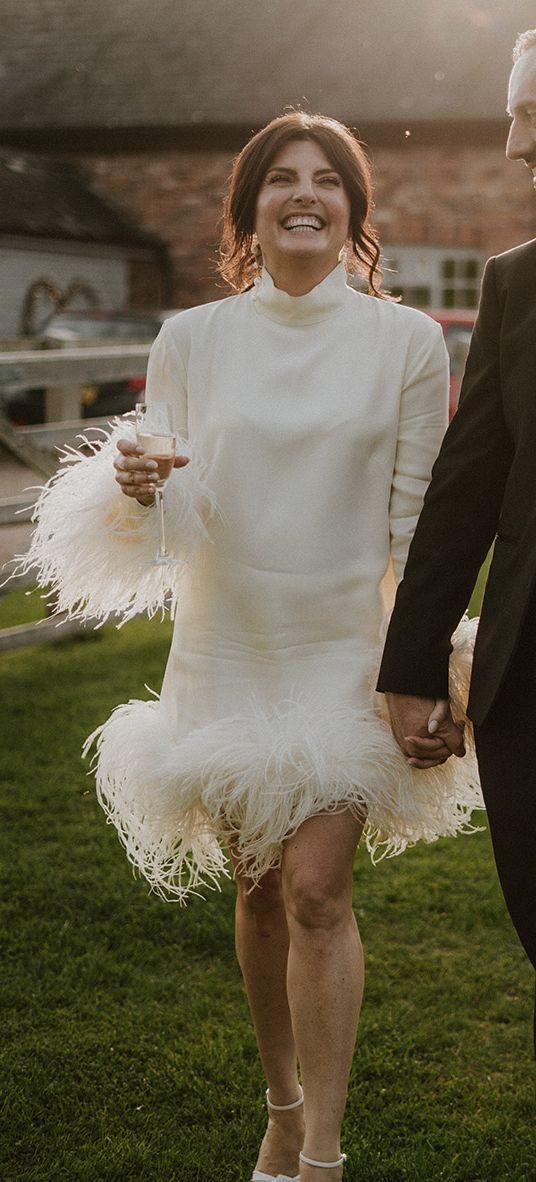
{"left": 389, "top": 317, "right": 450, "bottom": 582}
{"left": 144, "top": 318, "right": 189, "bottom": 435}
{"left": 15, "top": 320, "right": 216, "bottom": 625}
{"left": 377, "top": 258, "right": 514, "bottom": 697}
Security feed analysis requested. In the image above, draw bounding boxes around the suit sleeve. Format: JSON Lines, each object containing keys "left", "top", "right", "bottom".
{"left": 377, "top": 257, "right": 514, "bottom": 697}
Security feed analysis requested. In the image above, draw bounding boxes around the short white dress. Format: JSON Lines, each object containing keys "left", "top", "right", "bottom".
{"left": 23, "top": 263, "right": 482, "bottom": 901}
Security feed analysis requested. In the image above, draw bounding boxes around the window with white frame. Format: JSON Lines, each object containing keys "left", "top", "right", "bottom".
{"left": 377, "top": 245, "right": 484, "bottom": 309}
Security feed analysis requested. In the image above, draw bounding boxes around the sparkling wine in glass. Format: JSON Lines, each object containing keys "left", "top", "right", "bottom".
{"left": 135, "top": 401, "right": 180, "bottom": 566}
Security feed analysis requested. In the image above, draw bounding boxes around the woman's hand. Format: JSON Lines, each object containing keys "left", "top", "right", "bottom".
{"left": 384, "top": 692, "right": 465, "bottom": 769}
{"left": 113, "top": 437, "right": 190, "bottom": 506}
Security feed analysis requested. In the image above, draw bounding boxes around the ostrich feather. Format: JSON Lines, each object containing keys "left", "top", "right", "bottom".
{"left": 85, "top": 618, "right": 482, "bottom": 902}
{"left": 11, "top": 419, "right": 217, "bottom": 625}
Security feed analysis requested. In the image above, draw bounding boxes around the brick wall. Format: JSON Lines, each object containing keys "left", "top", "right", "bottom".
{"left": 79, "top": 150, "right": 232, "bottom": 310}
{"left": 78, "top": 141, "right": 536, "bottom": 310}
{"left": 371, "top": 144, "right": 535, "bottom": 254}
{"left": 128, "top": 256, "right": 169, "bottom": 311}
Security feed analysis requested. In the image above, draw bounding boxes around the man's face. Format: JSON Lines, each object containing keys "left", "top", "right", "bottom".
{"left": 506, "top": 45, "right": 536, "bottom": 189}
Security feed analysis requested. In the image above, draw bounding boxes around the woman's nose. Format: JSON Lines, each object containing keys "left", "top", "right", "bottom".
{"left": 292, "top": 176, "right": 317, "bottom": 202}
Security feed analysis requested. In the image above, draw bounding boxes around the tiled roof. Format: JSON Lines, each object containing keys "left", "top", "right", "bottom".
{"left": 0, "top": 149, "right": 163, "bottom": 246}
{"left": 1, "top": 0, "right": 533, "bottom": 130}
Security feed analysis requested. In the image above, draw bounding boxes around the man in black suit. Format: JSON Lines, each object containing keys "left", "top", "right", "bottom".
{"left": 377, "top": 29, "right": 536, "bottom": 1044}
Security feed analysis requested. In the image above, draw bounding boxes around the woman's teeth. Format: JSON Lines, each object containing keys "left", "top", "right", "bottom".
{"left": 283, "top": 216, "right": 324, "bottom": 231}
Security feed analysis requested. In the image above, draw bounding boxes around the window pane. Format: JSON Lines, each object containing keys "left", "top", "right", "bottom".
{"left": 460, "top": 288, "right": 479, "bottom": 308}
{"left": 410, "top": 285, "right": 431, "bottom": 306}
{"left": 442, "top": 259, "right": 455, "bottom": 279}
{"left": 395, "top": 285, "right": 432, "bottom": 306}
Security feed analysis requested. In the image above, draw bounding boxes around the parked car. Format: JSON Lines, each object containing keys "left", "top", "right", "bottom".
{"left": 427, "top": 309, "right": 476, "bottom": 419}
{"left": 2, "top": 309, "right": 162, "bottom": 425}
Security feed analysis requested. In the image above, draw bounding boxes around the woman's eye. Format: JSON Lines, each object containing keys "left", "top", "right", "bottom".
{"left": 264, "top": 172, "right": 341, "bottom": 185}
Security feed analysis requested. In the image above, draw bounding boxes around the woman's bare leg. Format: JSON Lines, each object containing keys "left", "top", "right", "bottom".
{"left": 282, "top": 811, "right": 364, "bottom": 1181}
{"left": 231, "top": 853, "right": 305, "bottom": 1177}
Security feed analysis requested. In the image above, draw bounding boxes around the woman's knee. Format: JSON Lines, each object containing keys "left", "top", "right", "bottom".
{"left": 283, "top": 868, "right": 352, "bottom": 932}
{"left": 235, "top": 868, "right": 285, "bottom": 929}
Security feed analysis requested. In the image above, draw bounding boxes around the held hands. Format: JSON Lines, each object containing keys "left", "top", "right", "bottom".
{"left": 113, "top": 437, "right": 190, "bottom": 506}
{"left": 384, "top": 693, "right": 466, "bottom": 770}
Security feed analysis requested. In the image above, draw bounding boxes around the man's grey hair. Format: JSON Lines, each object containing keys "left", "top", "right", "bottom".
{"left": 513, "top": 29, "right": 536, "bottom": 61}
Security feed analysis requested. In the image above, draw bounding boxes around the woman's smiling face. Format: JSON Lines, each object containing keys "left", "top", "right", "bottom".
{"left": 254, "top": 138, "right": 351, "bottom": 285}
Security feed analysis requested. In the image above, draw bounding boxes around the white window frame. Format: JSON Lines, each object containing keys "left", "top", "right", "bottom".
{"left": 379, "top": 244, "right": 485, "bottom": 309}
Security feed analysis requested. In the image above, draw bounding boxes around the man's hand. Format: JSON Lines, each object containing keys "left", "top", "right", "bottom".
{"left": 384, "top": 693, "right": 466, "bottom": 770}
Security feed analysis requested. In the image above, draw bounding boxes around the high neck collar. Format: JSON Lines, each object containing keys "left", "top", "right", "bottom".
{"left": 252, "top": 262, "right": 352, "bottom": 325}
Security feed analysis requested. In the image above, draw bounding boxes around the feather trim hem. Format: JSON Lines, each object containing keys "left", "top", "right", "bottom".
{"left": 84, "top": 619, "right": 483, "bottom": 903}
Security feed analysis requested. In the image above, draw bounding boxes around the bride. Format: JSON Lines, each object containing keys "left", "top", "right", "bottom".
{"left": 22, "top": 111, "right": 479, "bottom": 1181}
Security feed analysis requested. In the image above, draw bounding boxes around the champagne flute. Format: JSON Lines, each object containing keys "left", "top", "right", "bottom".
{"left": 135, "top": 401, "right": 180, "bottom": 565}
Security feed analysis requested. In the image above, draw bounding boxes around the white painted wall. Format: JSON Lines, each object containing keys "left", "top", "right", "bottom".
{"left": 0, "top": 240, "right": 128, "bottom": 336}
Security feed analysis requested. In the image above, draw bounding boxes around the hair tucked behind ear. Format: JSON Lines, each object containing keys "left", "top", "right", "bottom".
{"left": 218, "top": 111, "right": 393, "bottom": 299}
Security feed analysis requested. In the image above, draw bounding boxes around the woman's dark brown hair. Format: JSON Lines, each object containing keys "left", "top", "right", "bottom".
{"left": 219, "top": 111, "right": 388, "bottom": 297}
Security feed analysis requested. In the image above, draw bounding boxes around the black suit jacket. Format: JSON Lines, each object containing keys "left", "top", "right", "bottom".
{"left": 377, "top": 238, "right": 536, "bottom": 726}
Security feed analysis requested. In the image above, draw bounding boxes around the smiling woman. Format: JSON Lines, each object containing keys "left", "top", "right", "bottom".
{"left": 253, "top": 140, "right": 352, "bottom": 294}
{"left": 20, "top": 109, "right": 482, "bottom": 1182}
{"left": 220, "top": 111, "right": 387, "bottom": 298}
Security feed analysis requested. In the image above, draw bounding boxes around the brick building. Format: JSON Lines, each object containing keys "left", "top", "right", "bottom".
{"left": 2, "top": 0, "right": 536, "bottom": 314}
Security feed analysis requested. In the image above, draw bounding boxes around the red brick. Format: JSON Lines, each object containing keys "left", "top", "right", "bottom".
{"left": 76, "top": 143, "right": 536, "bottom": 309}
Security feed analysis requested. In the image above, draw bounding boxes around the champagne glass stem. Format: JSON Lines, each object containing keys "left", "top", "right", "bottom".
{"left": 155, "top": 487, "right": 168, "bottom": 561}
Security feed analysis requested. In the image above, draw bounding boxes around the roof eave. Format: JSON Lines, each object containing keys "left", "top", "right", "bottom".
{"left": 0, "top": 118, "right": 511, "bottom": 153}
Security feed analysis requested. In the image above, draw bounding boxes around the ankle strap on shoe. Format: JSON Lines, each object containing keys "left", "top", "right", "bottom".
{"left": 266, "top": 1085, "right": 304, "bottom": 1111}
{"left": 299, "top": 1151, "right": 347, "bottom": 1168}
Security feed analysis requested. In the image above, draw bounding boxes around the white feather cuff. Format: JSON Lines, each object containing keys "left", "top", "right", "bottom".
{"left": 13, "top": 420, "right": 217, "bottom": 625}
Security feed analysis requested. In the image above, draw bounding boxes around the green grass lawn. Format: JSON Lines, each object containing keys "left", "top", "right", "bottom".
{"left": 1, "top": 590, "right": 534, "bottom": 1182}
{"left": 0, "top": 583, "right": 49, "bottom": 627}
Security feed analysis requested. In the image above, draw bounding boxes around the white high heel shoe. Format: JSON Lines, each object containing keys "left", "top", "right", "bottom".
{"left": 251, "top": 1086, "right": 304, "bottom": 1182}
{"left": 299, "top": 1150, "right": 347, "bottom": 1171}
